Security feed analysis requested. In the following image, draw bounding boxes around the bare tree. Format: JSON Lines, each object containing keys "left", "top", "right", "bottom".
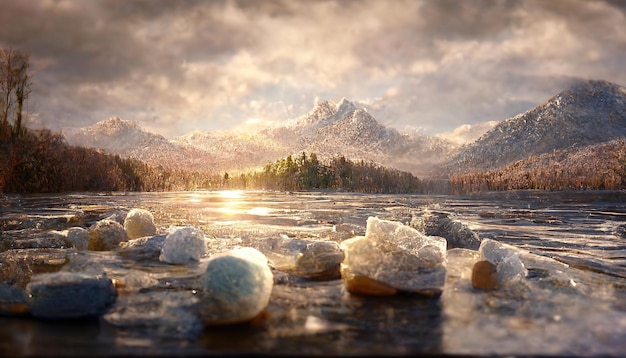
{"left": 0, "top": 47, "right": 15, "bottom": 130}
{"left": 0, "top": 47, "right": 31, "bottom": 137}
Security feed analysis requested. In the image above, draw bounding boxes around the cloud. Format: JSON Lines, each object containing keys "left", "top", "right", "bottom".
{"left": 0, "top": 0, "right": 624, "bottom": 137}
{"left": 436, "top": 120, "right": 500, "bottom": 146}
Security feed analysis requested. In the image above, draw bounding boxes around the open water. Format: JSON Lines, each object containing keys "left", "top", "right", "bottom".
{"left": 1, "top": 190, "right": 626, "bottom": 356}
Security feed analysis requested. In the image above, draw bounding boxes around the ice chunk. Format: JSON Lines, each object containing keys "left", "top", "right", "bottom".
{"left": 88, "top": 219, "right": 128, "bottom": 251}
{"left": 65, "top": 227, "right": 89, "bottom": 250}
{"left": 498, "top": 253, "right": 527, "bottom": 284}
{"left": 159, "top": 226, "right": 207, "bottom": 264}
{"left": 518, "top": 252, "right": 579, "bottom": 291}
{"left": 103, "top": 291, "right": 203, "bottom": 340}
{"left": 255, "top": 237, "right": 343, "bottom": 279}
{"left": 254, "top": 236, "right": 307, "bottom": 269}
{"left": 340, "top": 216, "right": 447, "bottom": 296}
{"left": 447, "top": 248, "right": 481, "bottom": 281}
{"left": 411, "top": 209, "right": 481, "bottom": 250}
{"left": 195, "top": 247, "right": 273, "bottom": 325}
{"left": 119, "top": 234, "right": 166, "bottom": 261}
{"left": 479, "top": 239, "right": 522, "bottom": 265}
{"left": 123, "top": 208, "right": 157, "bottom": 239}
{"left": 26, "top": 271, "right": 117, "bottom": 319}
{"left": 475, "top": 239, "right": 528, "bottom": 288}
{"left": 104, "top": 209, "right": 128, "bottom": 225}
{"left": 295, "top": 240, "right": 344, "bottom": 279}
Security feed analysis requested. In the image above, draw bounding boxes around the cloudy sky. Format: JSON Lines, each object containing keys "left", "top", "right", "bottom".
{"left": 1, "top": 0, "right": 625, "bottom": 139}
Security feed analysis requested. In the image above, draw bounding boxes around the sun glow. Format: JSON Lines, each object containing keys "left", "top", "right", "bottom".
{"left": 218, "top": 190, "right": 244, "bottom": 199}
{"left": 248, "top": 207, "right": 271, "bottom": 216}
{"left": 186, "top": 192, "right": 203, "bottom": 203}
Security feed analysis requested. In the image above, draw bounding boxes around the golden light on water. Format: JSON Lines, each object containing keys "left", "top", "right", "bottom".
{"left": 215, "top": 190, "right": 245, "bottom": 216}
{"left": 218, "top": 190, "right": 244, "bottom": 199}
{"left": 248, "top": 207, "right": 271, "bottom": 216}
{"left": 186, "top": 192, "right": 203, "bottom": 203}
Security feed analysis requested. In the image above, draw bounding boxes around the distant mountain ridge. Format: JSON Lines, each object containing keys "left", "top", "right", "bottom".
{"left": 61, "top": 79, "right": 626, "bottom": 180}
{"left": 443, "top": 79, "right": 626, "bottom": 175}
{"left": 63, "top": 98, "right": 455, "bottom": 176}
{"left": 62, "top": 116, "right": 217, "bottom": 170}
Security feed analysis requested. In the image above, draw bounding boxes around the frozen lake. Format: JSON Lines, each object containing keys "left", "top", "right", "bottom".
{"left": 1, "top": 190, "right": 626, "bottom": 356}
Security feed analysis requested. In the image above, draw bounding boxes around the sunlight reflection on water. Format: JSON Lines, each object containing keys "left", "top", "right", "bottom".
{"left": 2, "top": 190, "right": 626, "bottom": 356}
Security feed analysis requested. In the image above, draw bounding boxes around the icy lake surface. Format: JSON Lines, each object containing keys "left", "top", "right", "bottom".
{"left": 1, "top": 190, "right": 626, "bottom": 356}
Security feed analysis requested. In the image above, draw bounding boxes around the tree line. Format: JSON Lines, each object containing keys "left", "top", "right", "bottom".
{"left": 0, "top": 125, "right": 440, "bottom": 194}
{"left": 449, "top": 139, "right": 626, "bottom": 194}
{"left": 221, "top": 152, "right": 440, "bottom": 194}
{"left": 1, "top": 126, "right": 185, "bottom": 193}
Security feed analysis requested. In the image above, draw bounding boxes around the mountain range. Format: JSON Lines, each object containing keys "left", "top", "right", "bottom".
{"left": 62, "top": 79, "right": 626, "bottom": 179}
{"left": 63, "top": 98, "right": 455, "bottom": 176}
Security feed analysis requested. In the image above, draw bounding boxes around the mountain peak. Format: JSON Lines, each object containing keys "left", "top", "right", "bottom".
{"left": 93, "top": 116, "right": 143, "bottom": 133}
{"left": 566, "top": 79, "right": 623, "bottom": 94}
{"left": 446, "top": 79, "right": 626, "bottom": 173}
{"left": 294, "top": 97, "right": 364, "bottom": 127}
{"left": 551, "top": 79, "right": 626, "bottom": 109}
{"left": 335, "top": 97, "right": 357, "bottom": 117}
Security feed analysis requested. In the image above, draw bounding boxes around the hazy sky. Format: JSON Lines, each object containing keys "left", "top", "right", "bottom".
{"left": 1, "top": 0, "right": 625, "bottom": 138}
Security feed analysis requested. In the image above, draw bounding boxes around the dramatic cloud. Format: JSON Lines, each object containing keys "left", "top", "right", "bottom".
{"left": 0, "top": 0, "right": 624, "bottom": 137}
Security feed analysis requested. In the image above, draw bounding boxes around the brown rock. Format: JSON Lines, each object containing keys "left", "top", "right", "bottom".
{"left": 472, "top": 260, "right": 498, "bottom": 290}
{"left": 0, "top": 283, "right": 29, "bottom": 316}
{"left": 341, "top": 264, "right": 397, "bottom": 296}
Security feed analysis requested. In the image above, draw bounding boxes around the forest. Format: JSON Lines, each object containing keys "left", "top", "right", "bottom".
{"left": 221, "top": 152, "right": 438, "bottom": 194}
{"left": 0, "top": 120, "right": 438, "bottom": 194}
{"left": 448, "top": 139, "right": 626, "bottom": 194}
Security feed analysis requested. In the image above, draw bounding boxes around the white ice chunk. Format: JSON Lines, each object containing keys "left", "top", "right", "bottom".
{"left": 254, "top": 237, "right": 343, "bottom": 279}
{"left": 479, "top": 239, "right": 522, "bottom": 264}
{"left": 497, "top": 253, "right": 527, "bottom": 285}
{"left": 196, "top": 247, "right": 273, "bottom": 325}
{"left": 295, "top": 240, "right": 344, "bottom": 279}
{"left": 159, "top": 226, "right": 207, "bottom": 264}
{"left": 340, "top": 216, "right": 447, "bottom": 295}
{"left": 479, "top": 239, "right": 528, "bottom": 286}
{"left": 124, "top": 208, "right": 157, "bottom": 239}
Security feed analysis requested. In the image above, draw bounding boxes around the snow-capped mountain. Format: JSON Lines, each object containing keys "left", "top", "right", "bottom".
{"left": 63, "top": 100, "right": 455, "bottom": 176}
{"left": 175, "top": 98, "right": 455, "bottom": 176}
{"left": 443, "top": 80, "right": 626, "bottom": 174}
{"left": 62, "top": 117, "right": 217, "bottom": 170}
{"left": 63, "top": 80, "right": 625, "bottom": 178}
{"left": 62, "top": 116, "right": 166, "bottom": 152}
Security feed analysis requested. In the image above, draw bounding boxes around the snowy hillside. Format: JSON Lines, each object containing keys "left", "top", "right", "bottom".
{"left": 443, "top": 80, "right": 626, "bottom": 174}
{"left": 175, "top": 98, "right": 455, "bottom": 176}
{"left": 171, "top": 130, "right": 288, "bottom": 171}
{"left": 62, "top": 117, "right": 217, "bottom": 171}
{"left": 62, "top": 116, "right": 167, "bottom": 152}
